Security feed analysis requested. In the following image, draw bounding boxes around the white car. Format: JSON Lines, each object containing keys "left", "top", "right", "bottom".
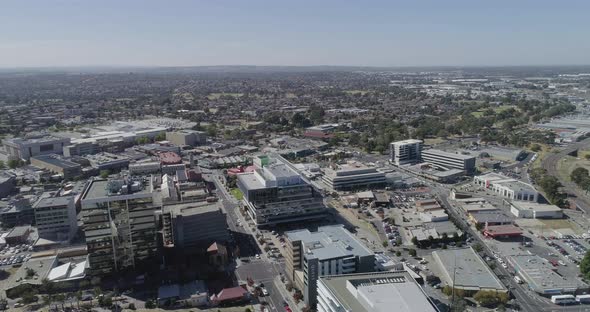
{"left": 255, "top": 254, "right": 260, "bottom": 259}
{"left": 262, "top": 288, "right": 269, "bottom": 296}
{"left": 501, "top": 263, "right": 508, "bottom": 269}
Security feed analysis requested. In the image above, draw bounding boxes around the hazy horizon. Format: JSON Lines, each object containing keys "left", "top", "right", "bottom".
{"left": 2, "top": 0, "right": 589, "bottom": 68}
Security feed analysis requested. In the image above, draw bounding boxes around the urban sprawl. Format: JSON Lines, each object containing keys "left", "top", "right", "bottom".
{"left": 1, "top": 67, "right": 590, "bottom": 312}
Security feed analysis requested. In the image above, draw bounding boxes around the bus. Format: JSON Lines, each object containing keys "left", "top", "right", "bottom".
{"left": 551, "top": 295, "right": 576, "bottom": 305}
{"left": 576, "top": 294, "right": 590, "bottom": 304}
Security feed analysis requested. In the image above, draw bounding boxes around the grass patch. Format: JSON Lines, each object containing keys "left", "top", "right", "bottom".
{"left": 556, "top": 155, "right": 590, "bottom": 182}
{"left": 344, "top": 90, "right": 369, "bottom": 95}
{"left": 471, "top": 105, "right": 516, "bottom": 117}
{"left": 230, "top": 188, "right": 244, "bottom": 200}
{"left": 207, "top": 93, "right": 244, "bottom": 100}
{"left": 423, "top": 138, "right": 447, "bottom": 145}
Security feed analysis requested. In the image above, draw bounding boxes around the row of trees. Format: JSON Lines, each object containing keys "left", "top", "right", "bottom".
{"left": 442, "top": 286, "right": 509, "bottom": 308}
{"left": 0, "top": 159, "right": 25, "bottom": 169}
{"left": 529, "top": 168, "right": 568, "bottom": 207}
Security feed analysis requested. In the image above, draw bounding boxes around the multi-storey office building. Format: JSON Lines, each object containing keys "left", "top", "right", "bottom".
{"left": 236, "top": 155, "right": 327, "bottom": 226}
{"left": 321, "top": 161, "right": 387, "bottom": 191}
{"left": 421, "top": 149, "right": 476, "bottom": 172}
{"left": 33, "top": 196, "right": 77, "bottom": 242}
{"left": 389, "top": 139, "right": 423, "bottom": 166}
{"left": 285, "top": 225, "right": 376, "bottom": 307}
{"left": 81, "top": 177, "right": 158, "bottom": 275}
{"left": 160, "top": 201, "right": 229, "bottom": 249}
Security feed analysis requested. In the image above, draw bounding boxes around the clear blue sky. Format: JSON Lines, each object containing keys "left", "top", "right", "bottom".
{"left": 1, "top": 0, "right": 589, "bottom": 67}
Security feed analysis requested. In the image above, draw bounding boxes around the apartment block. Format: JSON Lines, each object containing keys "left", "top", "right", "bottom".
{"left": 389, "top": 139, "right": 422, "bottom": 166}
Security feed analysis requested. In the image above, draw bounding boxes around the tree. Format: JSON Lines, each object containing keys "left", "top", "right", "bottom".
{"left": 7, "top": 159, "right": 23, "bottom": 169}
{"left": 581, "top": 251, "right": 590, "bottom": 280}
{"left": 473, "top": 243, "right": 484, "bottom": 252}
{"left": 155, "top": 132, "right": 166, "bottom": 141}
{"left": 382, "top": 241, "right": 388, "bottom": 248}
{"left": 473, "top": 290, "right": 509, "bottom": 307}
{"left": 411, "top": 236, "right": 419, "bottom": 246}
{"left": 309, "top": 104, "right": 325, "bottom": 123}
{"left": 408, "top": 249, "right": 417, "bottom": 257}
{"left": 40, "top": 278, "right": 54, "bottom": 295}
{"left": 530, "top": 144, "right": 542, "bottom": 152}
{"left": 25, "top": 268, "right": 36, "bottom": 278}
{"left": 42, "top": 295, "right": 52, "bottom": 307}
{"left": 571, "top": 167, "right": 590, "bottom": 191}
{"left": 99, "top": 170, "right": 110, "bottom": 179}
{"left": 0, "top": 160, "right": 5, "bottom": 170}
{"left": 475, "top": 223, "right": 484, "bottom": 231}
{"left": 135, "top": 136, "right": 150, "bottom": 145}
{"left": 75, "top": 290, "right": 82, "bottom": 309}
{"left": 21, "top": 292, "right": 38, "bottom": 304}
{"left": 395, "top": 251, "right": 402, "bottom": 257}
{"left": 145, "top": 299, "right": 156, "bottom": 309}
{"left": 55, "top": 293, "right": 66, "bottom": 310}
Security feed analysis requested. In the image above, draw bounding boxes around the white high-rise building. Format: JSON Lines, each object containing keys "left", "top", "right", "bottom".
{"left": 389, "top": 139, "right": 423, "bottom": 166}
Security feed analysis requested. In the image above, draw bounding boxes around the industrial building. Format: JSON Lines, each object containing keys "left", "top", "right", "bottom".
{"left": 285, "top": 225, "right": 376, "bottom": 307}
{"left": 166, "top": 130, "right": 207, "bottom": 146}
{"left": 508, "top": 255, "right": 588, "bottom": 295}
{"left": 3, "top": 135, "right": 71, "bottom": 161}
{"left": 317, "top": 271, "right": 438, "bottom": 312}
{"left": 474, "top": 173, "right": 539, "bottom": 202}
{"left": 432, "top": 247, "right": 507, "bottom": 294}
{"left": 421, "top": 149, "right": 476, "bottom": 173}
{"left": 389, "top": 139, "right": 423, "bottom": 166}
{"left": 420, "top": 209, "right": 449, "bottom": 222}
{"left": 81, "top": 177, "right": 159, "bottom": 275}
{"left": 468, "top": 211, "right": 512, "bottom": 226}
{"left": 33, "top": 196, "right": 77, "bottom": 242}
{"left": 30, "top": 154, "right": 82, "bottom": 179}
{"left": 321, "top": 161, "right": 387, "bottom": 191}
{"left": 482, "top": 224, "right": 522, "bottom": 238}
{"left": 508, "top": 201, "right": 563, "bottom": 219}
{"left": 236, "top": 155, "right": 327, "bottom": 226}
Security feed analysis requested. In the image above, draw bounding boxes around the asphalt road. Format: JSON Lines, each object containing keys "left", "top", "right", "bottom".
{"left": 207, "top": 170, "right": 298, "bottom": 312}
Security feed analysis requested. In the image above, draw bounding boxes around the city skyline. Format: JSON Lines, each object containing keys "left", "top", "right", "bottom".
{"left": 2, "top": 0, "right": 589, "bottom": 67}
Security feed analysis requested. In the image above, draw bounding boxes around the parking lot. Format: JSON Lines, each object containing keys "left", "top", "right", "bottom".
{"left": 0, "top": 243, "right": 34, "bottom": 267}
